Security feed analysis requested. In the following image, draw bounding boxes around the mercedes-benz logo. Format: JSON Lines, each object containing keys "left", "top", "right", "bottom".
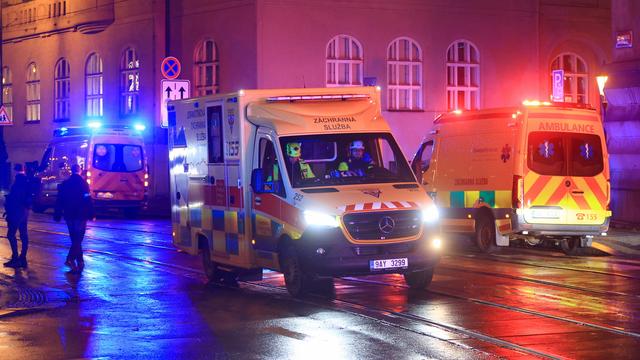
{"left": 378, "top": 216, "right": 395, "bottom": 234}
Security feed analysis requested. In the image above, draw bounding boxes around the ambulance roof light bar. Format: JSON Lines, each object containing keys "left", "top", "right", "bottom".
{"left": 522, "top": 99, "right": 595, "bottom": 110}
{"left": 266, "top": 94, "right": 370, "bottom": 103}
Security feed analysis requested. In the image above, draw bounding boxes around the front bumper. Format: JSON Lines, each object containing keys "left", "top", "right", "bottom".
{"left": 295, "top": 225, "right": 441, "bottom": 277}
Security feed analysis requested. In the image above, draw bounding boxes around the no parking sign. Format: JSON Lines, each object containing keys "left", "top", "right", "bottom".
{"left": 161, "top": 57, "right": 181, "bottom": 80}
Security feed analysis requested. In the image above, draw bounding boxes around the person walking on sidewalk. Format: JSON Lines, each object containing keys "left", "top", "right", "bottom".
{"left": 3, "top": 164, "right": 33, "bottom": 268}
{"left": 54, "top": 164, "right": 94, "bottom": 273}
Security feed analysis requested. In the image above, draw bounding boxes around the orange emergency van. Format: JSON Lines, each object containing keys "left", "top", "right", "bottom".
{"left": 168, "top": 87, "right": 442, "bottom": 297}
{"left": 412, "top": 101, "right": 610, "bottom": 254}
{"left": 34, "top": 125, "right": 149, "bottom": 215}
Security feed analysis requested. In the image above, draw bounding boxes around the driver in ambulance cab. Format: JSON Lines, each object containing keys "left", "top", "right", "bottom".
{"left": 286, "top": 142, "right": 315, "bottom": 183}
{"left": 337, "top": 140, "right": 374, "bottom": 177}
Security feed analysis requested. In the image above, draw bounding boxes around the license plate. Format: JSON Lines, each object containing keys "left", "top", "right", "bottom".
{"left": 369, "top": 258, "right": 408, "bottom": 270}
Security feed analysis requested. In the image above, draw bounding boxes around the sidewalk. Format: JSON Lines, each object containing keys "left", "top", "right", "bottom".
{"left": 592, "top": 227, "right": 640, "bottom": 257}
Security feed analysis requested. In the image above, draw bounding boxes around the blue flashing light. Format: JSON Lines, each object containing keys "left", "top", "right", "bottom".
{"left": 87, "top": 120, "right": 103, "bottom": 129}
{"left": 134, "top": 123, "right": 146, "bottom": 132}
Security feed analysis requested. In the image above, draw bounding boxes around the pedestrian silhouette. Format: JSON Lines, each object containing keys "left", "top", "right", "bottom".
{"left": 54, "top": 164, "right": 94, "bottom": 273}
{"left": 3, "top": 163, "right": 33, "bottom": 268}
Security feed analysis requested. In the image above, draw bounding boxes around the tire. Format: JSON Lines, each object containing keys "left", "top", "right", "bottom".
{"left": 201, "top": 245, "right": 239, "bottom": 286}
{"left": 202, "top": 245, "right": 221, "bottom": 283}
{"left": 561, "top": 237, "right": 581, "bottom": 256}
{"left": 475, "top": 214, "right": 498, "bottom": 253}
{"left": 281, "top": 244, "right": 312, "bottom": 297}
{"left": 404, "top": 268, "right": 434, "bottom": 290}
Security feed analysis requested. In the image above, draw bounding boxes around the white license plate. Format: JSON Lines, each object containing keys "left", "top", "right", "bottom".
{"left": 369, "top": 258, "right": 408, "bottom": 270}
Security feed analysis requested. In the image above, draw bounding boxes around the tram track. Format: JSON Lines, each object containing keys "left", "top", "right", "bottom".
{"left": 18, "top": 234, "right": 555, "bottom": 360}
{"left": 5, "top": 221, "right": 640, "bottom": 357}
{"left": 449, "top": 253, "right": 640, "bottom": 280}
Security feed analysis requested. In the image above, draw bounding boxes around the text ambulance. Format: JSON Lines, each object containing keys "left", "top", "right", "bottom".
{"left": 34, "top": 125, "right": 148, "bottom": 215}
{"left": 168, "top": 87, "right": 441, "bottom": 297}
{"left": 412, "top": 101, "right": 610, "bottom": 255}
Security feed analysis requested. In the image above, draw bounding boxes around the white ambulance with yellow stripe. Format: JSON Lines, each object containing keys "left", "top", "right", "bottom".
{"left": 168, "top": 87, "right": 442, "bottom": 297}
{"left": 412, "top": 101, "right": 611, "bottom": 255}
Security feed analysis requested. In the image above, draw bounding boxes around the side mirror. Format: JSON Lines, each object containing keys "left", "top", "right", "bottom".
{"left": 250, "top": 168, "right": 275, "bottom": 194}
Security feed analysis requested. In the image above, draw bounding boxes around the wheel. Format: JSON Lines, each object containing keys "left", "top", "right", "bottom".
{"left": 475, "top": 214, "right": 498, "bottom": 253}
{"left": 281, "top": 244, "right": 312, "bottom": 297}
{"left": 202, "top": 241, "right": 238, "bottom": 286}
{"left": 403, "top": 268, "right": 434, "bottom": 290}
{"left": 561, "top": 237, "right": 581, "bottom": 255}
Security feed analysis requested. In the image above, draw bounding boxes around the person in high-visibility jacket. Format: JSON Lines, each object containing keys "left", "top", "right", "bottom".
{"left": 286, "top": 142, "right": 315, "bottom": 184}
{"left": 337, "top": 140, "right": 374, "bottom": 177}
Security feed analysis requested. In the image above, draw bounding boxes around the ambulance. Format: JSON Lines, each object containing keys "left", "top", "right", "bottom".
{"left": 412, "top": 101, "right": 611, "bottom": 255}
{"left": 167, "top": 87, "right": 442, "bottom": 297}
{"left": 34, "top": 125, "right": 149, "bottom": 215}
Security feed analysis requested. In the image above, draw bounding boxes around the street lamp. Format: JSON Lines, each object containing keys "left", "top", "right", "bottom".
{"left": 596, "top": 75, "right": 608, "bottom": 120}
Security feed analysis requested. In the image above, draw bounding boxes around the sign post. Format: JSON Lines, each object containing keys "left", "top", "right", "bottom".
{"left": 552, "top": 69, "right": 564, "bottom": 102}
{"left": 160, "top": 57, "right": 190, "bottom": 127}
{"left": 161, "top": 79, "right": 190, "bottom": 128}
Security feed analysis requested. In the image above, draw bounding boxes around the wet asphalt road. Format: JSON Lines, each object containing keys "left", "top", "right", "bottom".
{"left": 1, "top": 213, "right": 639, "bottom": 359}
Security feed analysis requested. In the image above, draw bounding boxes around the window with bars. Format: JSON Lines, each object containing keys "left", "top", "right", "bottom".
{"left": 326, "top": 35, "right": 363, "bottom": 87}
{"left": 2, "top": 67, "right": 13, "bottom": 123}
{"left": 446, "top": 40, "right": 480, "bottom": 111}
{"left": 121, "top": 48, "right": 140, "bottom": 116}
{"left": 86, "top": 53, "right": 104, "bottom": 118}
{"left": 54, "top": 58, "right": 70, "bottom": 122}
{"left": 26, "top": 62, "right": 41, "bottom": 123}
{"left": 194, "top": 39, "right": 219, "bottom": 96}
{"left": 387, "top": 37, "right": 423, "bottom": 111}
{"left": 550, "top": 53, "right": 588, "bottom": 104}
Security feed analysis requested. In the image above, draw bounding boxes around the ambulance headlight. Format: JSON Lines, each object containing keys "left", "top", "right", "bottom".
{"left": 304, "top": 210, "right": 340, "bottom": 228}
{"left": 422, "top": 204, "right": 440, "bottom": 223}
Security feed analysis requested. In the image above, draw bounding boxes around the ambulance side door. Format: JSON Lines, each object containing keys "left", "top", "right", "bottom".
{"left": 250, "top": 128, "right": 285, "bottom": 253}
{"left": 412, "top": 138, "right": 437, "bottom": 188}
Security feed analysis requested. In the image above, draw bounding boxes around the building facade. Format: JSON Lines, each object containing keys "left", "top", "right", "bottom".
{"left": 604, "top": 0, "right": 640, "bottom": 223}
{"left": 1, "top": 0, "right": 611, "bottom": 210}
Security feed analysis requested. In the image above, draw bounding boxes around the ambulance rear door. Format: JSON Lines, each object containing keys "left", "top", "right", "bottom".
{"left": 523, "top": 112, "right": 609, "bottom": 225}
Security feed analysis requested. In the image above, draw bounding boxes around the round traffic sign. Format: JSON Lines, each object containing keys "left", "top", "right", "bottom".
{"left": 161, "top": 56, "right": 181, "bottom": 80}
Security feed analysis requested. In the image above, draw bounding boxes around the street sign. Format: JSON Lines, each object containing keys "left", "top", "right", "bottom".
{"left": 552, "top": 69, "right": 564, "bottom": 102}
{"left": 161, "top": 57, "right": 181, "bottom": 80}
{"left": 0, "top": 106, "right": 12, "bottom": 126}
{"left": 161, "top": 79, "right": 190, "bottom": 128}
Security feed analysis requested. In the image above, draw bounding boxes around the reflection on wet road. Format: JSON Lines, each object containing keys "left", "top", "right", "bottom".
{"left": 1, "top": 214, "right": 639, "bottom": 359}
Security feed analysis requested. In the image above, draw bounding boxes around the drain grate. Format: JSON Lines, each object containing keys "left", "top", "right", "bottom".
{"left": 3, "top": 286, "right": 69, "bottom": 311}
{"left": 6, "top": 287, "right": 48, "bottom": 308}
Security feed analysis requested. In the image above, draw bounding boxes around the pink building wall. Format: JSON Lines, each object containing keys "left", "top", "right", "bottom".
{"left": 1, "top": 0, "right": 612, "bottom": 203}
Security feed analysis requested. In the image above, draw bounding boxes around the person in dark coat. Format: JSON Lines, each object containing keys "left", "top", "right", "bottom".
{"left": 54, "top": 164, "right": 94, "bottom": 273}
{"left": 3, "top": 164, "right": 32, "bottom": 268}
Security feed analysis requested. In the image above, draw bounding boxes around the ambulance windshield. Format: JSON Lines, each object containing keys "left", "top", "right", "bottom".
{"left": 93, "top": 144, "right": 144, "bottom": 172}
{"left": 280, "top": 133, "right": 415, "bottom": 188}
{"left": 527, "top": 132, "right": 604, "bottom": 176}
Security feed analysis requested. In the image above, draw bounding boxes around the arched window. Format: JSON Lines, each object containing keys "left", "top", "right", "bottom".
{"left": 26, "top": 62, "right": 41, "bottom": 123}
{"left": 550, "top": 53, "right": 588, "bottom": 104}
{"left": 194, "top": 39, "right": 219, "bottom": 96}
{"left": 326, "top": 35, "right": 363, "bottom": 87}
{"left": 446, "top": 40, "right": 480, "bottom": 110}
{"left": 2, "top": 67, "right": 13, "bottom": 123}
{"left": 387, "top": 37, "right": 422, "bottom": 110}
{"left": 54, "top": 58, "right": 70, "bottom": 122}
{"left": 121, "top": 47, "right": 140, "bottom": 116}
{"left": 86, "top": 52, "right": 103, "bottom": 117}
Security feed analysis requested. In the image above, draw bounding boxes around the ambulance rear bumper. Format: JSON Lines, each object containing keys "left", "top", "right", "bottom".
{"left": 512, "top": 213, "right": 610, "bottom": 236}
{"left": 296, "top": 226, "right": 441, "bottom": 277}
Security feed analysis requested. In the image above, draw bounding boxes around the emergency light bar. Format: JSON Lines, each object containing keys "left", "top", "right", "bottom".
{"left": 266, "top": 94, "right": 370, "bottom": 103}
{"left": 522, "top": 100, "right": 595, "bottom": 110}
